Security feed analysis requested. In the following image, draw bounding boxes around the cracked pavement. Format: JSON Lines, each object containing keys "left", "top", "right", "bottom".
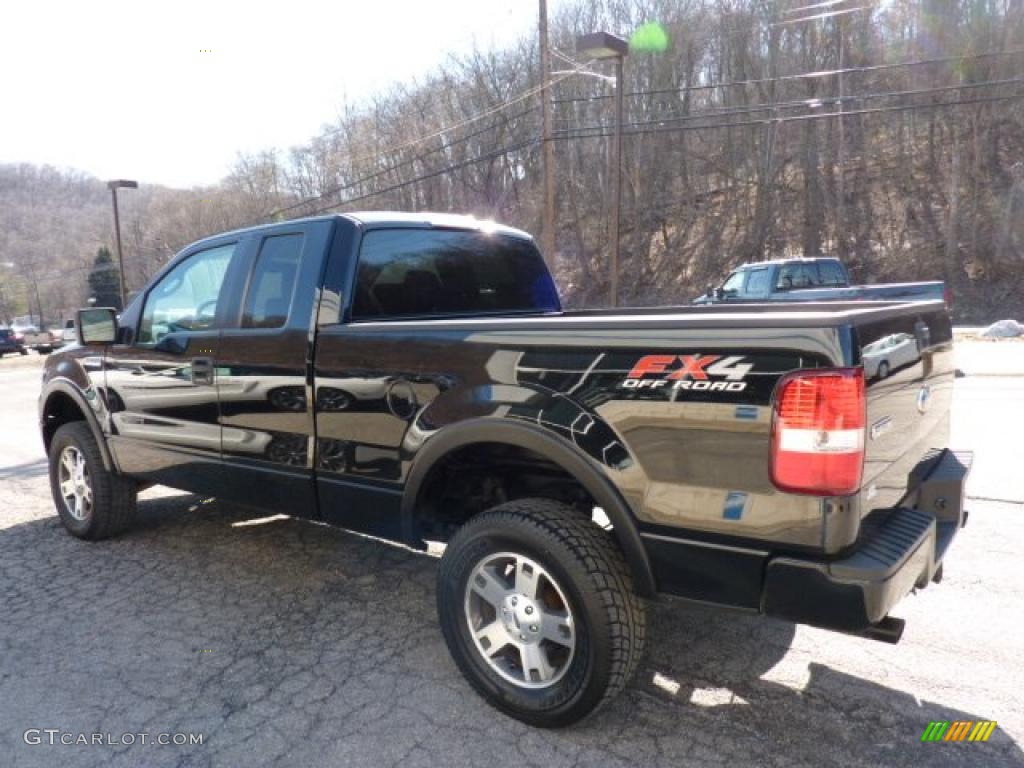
{"left": 1, "top": 346, "right": 1022, "bottom": 767}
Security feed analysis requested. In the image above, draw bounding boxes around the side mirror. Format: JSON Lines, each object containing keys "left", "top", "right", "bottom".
{"left": 77, "top": 308, "right": 118, "bottom": 345}
{"left": 705, "top": 284, "right": 714, "bottom": 297}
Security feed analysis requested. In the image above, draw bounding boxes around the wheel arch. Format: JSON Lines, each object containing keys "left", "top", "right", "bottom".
{"left": 40, "top": 381, "right": 116, "bottom": 472}
{"left": 401, "top": 418, "right": 656, "bottom": 597}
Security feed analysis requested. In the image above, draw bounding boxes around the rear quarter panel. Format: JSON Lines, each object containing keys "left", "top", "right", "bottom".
{"left": 313, "top": 317, "right": 853, "bottom": 551}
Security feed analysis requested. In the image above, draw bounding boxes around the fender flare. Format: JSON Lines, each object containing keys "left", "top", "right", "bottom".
{"left": 401, "top": 418, "right": 657, "bottom": 597}
{"left": 40, "top": 379, "right": 117, "bottom": 473}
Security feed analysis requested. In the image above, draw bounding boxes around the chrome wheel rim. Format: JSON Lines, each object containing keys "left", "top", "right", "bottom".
{"left": 464, "top": 551, "right": 576, "bottom": 689}
{"left": 58, "top": 446, "right": 92, "bottom": 521}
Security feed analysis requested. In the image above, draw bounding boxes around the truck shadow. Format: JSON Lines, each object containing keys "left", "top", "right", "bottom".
{"left": 0, "top": 458, "right": 49, "bottom": 481}
{"left": 1, "top": 491, "right": 1019, "bottom": 768}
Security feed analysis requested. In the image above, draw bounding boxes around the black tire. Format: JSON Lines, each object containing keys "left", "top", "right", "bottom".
{"left": 877, "top": 361, "right": 890, "bottom": 379}
{"left": 19, "top": 347, "right": 28, "bottom": 356}
{"left": 48, "top": 422, "right": 137, "bottom": 540}
{"left": 437, "top": 498, "right": 646, "bottom": 727}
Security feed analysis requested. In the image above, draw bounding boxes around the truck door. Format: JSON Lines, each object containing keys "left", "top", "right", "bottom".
{"left": 103, "top": 237, "right": 247, "bottom": 495}
{"left": 213, "top": 221, "right": 333, "bottom": 517}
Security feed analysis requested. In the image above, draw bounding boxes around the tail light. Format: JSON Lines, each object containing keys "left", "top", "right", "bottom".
{"left": 770, "top": 368, "right": 865, "bottom": 496}
{"left": 943, "top": 284, "right": 953, "bottom": 310}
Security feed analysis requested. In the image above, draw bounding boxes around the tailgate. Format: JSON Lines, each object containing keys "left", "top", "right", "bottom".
{"left": 856, "top": 305, "right": 955, "bottom": 515}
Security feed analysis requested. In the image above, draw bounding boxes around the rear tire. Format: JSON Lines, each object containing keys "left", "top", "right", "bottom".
{"left": 877, "top": 361, "right": 890, "bottom": 379}
{"left": 437, "top": 498, "right": 645, "bottom": 727}
{"left": 48, "top": 422, "right": 137, "bottom": 540}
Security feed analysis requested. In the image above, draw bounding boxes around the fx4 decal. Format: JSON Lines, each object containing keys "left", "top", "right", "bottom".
{"left": 621, "top": 354, "right": 752, "bottom": 392}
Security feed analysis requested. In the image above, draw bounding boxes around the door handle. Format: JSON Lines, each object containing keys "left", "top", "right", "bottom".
{"left": 191, "top": 357, "right": 214, "bottom": 386}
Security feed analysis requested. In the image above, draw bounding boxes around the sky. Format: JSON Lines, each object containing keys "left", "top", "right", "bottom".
{"left": 1, "top": 0, "right": 555, "bottom": 188}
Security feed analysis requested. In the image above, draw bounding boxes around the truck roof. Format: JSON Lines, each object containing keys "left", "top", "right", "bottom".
{"left": 195, "top": 212, "right": 533, "bottom": 247}
{"left": 343, "top": 211, "right": 532, "bottom": 240}
{"left": 729, "top": 256, "right": 842, "bottom": 270}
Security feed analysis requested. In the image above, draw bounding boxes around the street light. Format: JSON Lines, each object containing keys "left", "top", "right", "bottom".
{"left": 107, "top": 179, "right": 138, "bottom": 309}
{"left": 576, "top": 32, "right": 628, "bottom": 307}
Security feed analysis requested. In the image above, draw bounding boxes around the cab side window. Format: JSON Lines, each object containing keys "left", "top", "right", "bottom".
{"left": 243, "top": 234, "right": 304, "bottom": 328}
{"left": 138, "top": 243, "right": 237, "bottom": 344}
{"left": 745, "top": 268, "right": 770, "bottom": 295}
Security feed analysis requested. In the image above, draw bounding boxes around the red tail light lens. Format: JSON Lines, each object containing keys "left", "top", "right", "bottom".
{"left": 943, "top": 284, "right": 953, "bottom": 310}
{"left": 770, "top": 368, "right": 865, "bottom": 496}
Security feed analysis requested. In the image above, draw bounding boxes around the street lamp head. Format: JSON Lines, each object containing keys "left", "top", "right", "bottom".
{"left": 576, "top": 31, "right": 629, "bottom": 60}
{"left": 107, "top": 179, "right": 138, "bottom": 190}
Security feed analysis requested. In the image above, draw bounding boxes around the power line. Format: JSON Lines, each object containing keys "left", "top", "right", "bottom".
{"left": 257, "top": 104, "right": 539, "bottom": 223}
{"left": 238, "top": 50, "right": 1024, "bottom": 229}
{"left": 770, "top": 5, "right": 871, "bottom": 27}
{"left": 554, "top": 92, "right": 1023, "bottom": 140}
{"left": 552, "top": 48, "right": 1024, "bottom": 105}
{"left": 245, "top": 62, "right": 603, "bottom": 226}
{"left": 784, "top": 0, "right": 853, "bottom": 14}
{"left": 307, "top": 64, "right": 593, "bottom": 174}
{"left": 301, "top": 136, "right": 541, "bottom": 219}
{"left": 558, "top": 77, "right": 1024, "bottom": 133}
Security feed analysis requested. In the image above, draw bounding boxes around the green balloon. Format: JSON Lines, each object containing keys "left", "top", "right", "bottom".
{"left": 630, "top": 22, "right": 669, "bottom": 53}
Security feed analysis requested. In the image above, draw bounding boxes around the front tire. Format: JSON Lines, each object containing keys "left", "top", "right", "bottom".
{"left": 877, "top": 361, "right": 890, "bottom": 379}
{"left": 48, "top": 422, "right": 137, "bottom": 540}
{"left": 437, "top": 498, "right": 646, "bottom": 727}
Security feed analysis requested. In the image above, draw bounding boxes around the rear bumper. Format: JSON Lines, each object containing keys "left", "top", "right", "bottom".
{"left": 762, "top": 449, "right": 973, "bottom": 633}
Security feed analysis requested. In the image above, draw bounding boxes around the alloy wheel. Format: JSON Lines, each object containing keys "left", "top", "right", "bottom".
{"left": 464, "top": 551, "right": 576, "bottom": 689}
{"left": 58, "top": 445, "right": 92, "bottom": 521}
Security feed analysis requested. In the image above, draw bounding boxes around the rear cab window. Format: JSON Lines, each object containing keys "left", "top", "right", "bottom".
{"left": 775, "top": 262, "right": 822, "bottom": 290}
{"left": 818, "top": 260, "right": 847, "bottom": 286}
{"left": 351, "top": 228, "right": 560, "bottom": 320}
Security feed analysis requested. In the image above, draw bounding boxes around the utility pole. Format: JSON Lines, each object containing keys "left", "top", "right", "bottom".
{"left": 539, "top": 0, "right": 556, "bottom": 270}
{"left": 23, "top": 261, "right": 45, "bottom": 327}
{"left": 107, "top": 179, "right": 138, "bottom": 310}
{"left": 836, "top": 18, "right": 846, "bottom": 258}
{"left": 610, "top": 52, "right": 624, "bottom": 307}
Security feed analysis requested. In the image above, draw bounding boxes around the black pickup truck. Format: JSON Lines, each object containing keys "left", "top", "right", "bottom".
{"left": 40, "top": 212, "right": 970, "bottom": 727}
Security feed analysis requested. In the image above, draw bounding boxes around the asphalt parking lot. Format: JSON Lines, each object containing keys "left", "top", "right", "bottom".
{"left": 1, "top": 343, "right": 1022, "bottom": 768}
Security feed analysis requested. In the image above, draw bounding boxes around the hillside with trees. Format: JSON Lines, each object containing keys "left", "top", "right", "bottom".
{"left": 2, "top": 0, "right": 1022, "bottom": 325}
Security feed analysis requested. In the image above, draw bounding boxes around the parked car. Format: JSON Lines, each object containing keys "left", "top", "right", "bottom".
{"left": 0, "top": 328, "right": 28, "bottom": 356}
{"left": 695, "top": 256, "right": 950, "bottom": 306}
{"left": 11, "top": 321, "right": 57, "bottom": 354}
{"left": 39, "top": 213, "right": 969, "bottom": 727}
{"left": 61, "top": 319, "right": 77, "bottom": 344}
